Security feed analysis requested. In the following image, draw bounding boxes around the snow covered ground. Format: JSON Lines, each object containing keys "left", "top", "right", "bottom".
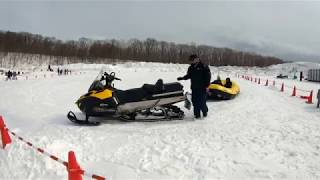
{"left": 1, "top": 62, "right": 320, "bottom": 180}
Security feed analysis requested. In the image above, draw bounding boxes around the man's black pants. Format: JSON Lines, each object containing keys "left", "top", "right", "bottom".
{"left": 191, "top": 90, "right": 208, "bottom": 117}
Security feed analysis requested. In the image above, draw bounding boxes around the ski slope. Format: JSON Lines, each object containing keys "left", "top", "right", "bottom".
{"left": 1, "top": 62, "right": 320, "bottom": 180}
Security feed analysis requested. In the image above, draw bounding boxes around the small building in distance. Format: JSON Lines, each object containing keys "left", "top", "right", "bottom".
{"left": 307, "top": 69, "right": 320, "bottom": 82}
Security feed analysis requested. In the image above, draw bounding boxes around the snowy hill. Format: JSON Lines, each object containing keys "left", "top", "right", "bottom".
{"left": 1, "top": 62, "right": 320, "bottom": 179}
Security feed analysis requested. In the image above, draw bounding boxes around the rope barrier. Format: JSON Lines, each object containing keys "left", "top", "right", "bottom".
{"left": 241, "top": 75, "right": 316, "bottom": 104}
{"left": 296, "top": 88, "right": 311, "bottom": 93}
{"left": 2, "top": 71, "right": 86, "bottom": 82}
{"left": 8, "top": 130, "right": 68, "bottom": 167}
{"left": 0, "top": 116, "right": 106, "bottom": 180}
{"left": 242, "top": 75, "right": 313, "bottom": 93}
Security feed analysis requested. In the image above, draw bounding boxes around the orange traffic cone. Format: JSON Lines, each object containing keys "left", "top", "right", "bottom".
{"left": 0, "top": 116, "right": 12, "bottom": 149}
{"left": 67, "top": 151, "right": 84, "bottom": 180}
{"left": 292, "top": 86, "right": 296, "bottom": 96}
{"left": 306, "top": 90, "right": 313, "bottom": 104}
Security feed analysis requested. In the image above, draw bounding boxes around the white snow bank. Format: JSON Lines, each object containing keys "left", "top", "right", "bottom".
{"left": 0, "top": 61, "right": 320, "bottom": 179}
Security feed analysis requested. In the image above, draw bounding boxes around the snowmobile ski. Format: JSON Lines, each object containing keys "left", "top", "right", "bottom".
{"left": 120, "top": 115, "right": 184, "bottom": 122}
{"left": 67, "top": 111, "right": 100, "bottom": 126}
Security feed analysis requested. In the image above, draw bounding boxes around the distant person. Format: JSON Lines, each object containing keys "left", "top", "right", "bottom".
{"left": 212, "top": 76, "right": 222, "bottom": 85}
{"left": 7, "top": 70, "right": 12, "bottom": 80}
{"left": 225, "top": 78, "right": 232, "bottom": 88}
{"left": 48, "top": 64, "right": 52, "bottom": 71}
{"left": 317, "top": 89, "right": 320, "bottom": 108}
{"left": 12, "top": 71, "right": 17, "bottom": 80}
{"left": 177, "top": 54, "right": 211, "bottom": 119}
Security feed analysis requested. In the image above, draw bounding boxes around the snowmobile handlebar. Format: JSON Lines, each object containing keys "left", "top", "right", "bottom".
{"left": 103, "top": 72, "right": 121, "bottom": 82}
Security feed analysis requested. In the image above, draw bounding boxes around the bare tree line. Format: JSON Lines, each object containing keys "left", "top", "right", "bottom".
{"left": 0, "top": 30, "right": 284, "bottom": 67}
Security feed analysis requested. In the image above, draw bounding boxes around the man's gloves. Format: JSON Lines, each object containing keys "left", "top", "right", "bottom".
{"left": 206, "top": 87, "right": 211, "bottom": 96}
{"left": 177, "top": 77, "right": 183, "bottom": 81}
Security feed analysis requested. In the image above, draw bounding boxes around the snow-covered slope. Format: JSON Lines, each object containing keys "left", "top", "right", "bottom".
{"left": 0, "top": 62, "right": 320, "bottom": 180}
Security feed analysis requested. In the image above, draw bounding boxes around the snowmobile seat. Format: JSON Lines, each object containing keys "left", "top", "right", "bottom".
{"left": 116, "top": 82, "right": 184, "bottom": 104}
{"left": 142, "top": 79, "right": 165, "bottom": 94}
{"left": 147, "top": 82, "right": 184, "bottom": 98}
{"left": 115, "top": 88, "right": 148, "bottom": 104}
{"left": 162, "top": 82, "right": 183, "bottom": 93}
{"left": 142, "top": 80, "right": 183, "bottom": 95}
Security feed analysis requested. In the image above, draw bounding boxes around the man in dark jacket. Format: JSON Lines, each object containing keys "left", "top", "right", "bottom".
{"left": 177, "top": 54, "right": 211, "bottom": 119}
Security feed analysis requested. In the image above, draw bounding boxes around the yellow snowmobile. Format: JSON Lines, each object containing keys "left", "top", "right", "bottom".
{"left": 67, "top": 71, "right": 190, "bottom": 125}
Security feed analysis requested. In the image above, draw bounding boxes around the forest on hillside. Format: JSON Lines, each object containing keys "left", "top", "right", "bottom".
{"left": 0, "top": 30, "right": 284, "bottom": 67}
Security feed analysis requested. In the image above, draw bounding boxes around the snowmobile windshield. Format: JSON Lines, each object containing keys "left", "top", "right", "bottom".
{"left": 88, "top": 69, "right": 108, "bottom": 92}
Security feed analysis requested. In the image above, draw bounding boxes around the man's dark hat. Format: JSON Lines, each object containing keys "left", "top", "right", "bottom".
{"left": 189, "top": 54, "right": 199, "bottom": 61}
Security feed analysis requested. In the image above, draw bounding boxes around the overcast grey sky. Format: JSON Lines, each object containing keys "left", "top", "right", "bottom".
{"left": 1, "top": 1, "right": 320, "bottom": 62}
